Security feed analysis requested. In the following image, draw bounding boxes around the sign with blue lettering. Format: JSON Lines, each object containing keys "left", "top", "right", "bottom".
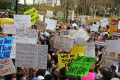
{"left": 0, "top": 37, "right": 14, "bottom": 60}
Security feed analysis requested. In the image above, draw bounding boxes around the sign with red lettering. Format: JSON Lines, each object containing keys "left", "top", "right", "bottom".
{"left": 35, "top": 20, "right": 47, "bottom": 30}
{"left": 111, "top": 19, "right": 119, "bottom": 25}
{"left": 3, "top": 24, "right": 16, "bottom": 34}
{"left": 0, "top": 59, "right": 16, "bottom": 76}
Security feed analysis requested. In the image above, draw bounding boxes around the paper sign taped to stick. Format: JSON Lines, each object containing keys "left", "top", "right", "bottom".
{"left": 46, "top": 10, "right": 53, "bottom": 17}
{"left": 66, "top": 56, "right": 96, "bottom": 76}
{"left": 110, "top": 25, "right": 117, "bottom": 36}
{"left": 10, "top": 36, "right": 37, "bottom": 58}
{"left": 0, "top": 59, "right": 16, "bottom": 76}
{"left": 14, "top": 15, "right": 31, "bottom": 28}
{"left": 70, "top": 27, "right": 90, "bottom": 41}
{"left": 0, "top": 37, "right": 14, "bottom": 60}
{"left": 35, "top": 20, "right": 47, "bottom": 30}
{"left": 15, "top": 28, "right": 38, "bottom": 39}
{"left": 3, "top": 24, "right": 16, "bottom": 34}
{"left": 24, "top": 7, "right": 41, "bottom": 25}
{"left": 15, "top": 43, "right": 48, "bottom": 69}
{"left": 1, "top": 18, "right": 14, "bottom": 28}
{"left": 53, "top": 35, "right": 75, "bottom": 53}
{"left": 58, "top": 53, "right": 84, "bottom": 70}
{"left": 100, "top": 18, "right": 109, "bottom": 28}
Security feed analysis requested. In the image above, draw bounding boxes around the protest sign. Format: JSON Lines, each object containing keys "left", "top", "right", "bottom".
{"left": 0, "top": 59, "right": 16, "bottom": 76}
{"left": 45, "top": 18, "right": 57, "bottom": 30}
{"left": 57, "top": 11, "right": 63, "bottom": 19}
{"left": 113, "top": 31, "right": 120, "bottom": 37}
{"left": 60, "top": 30, "right": 75, "bottom": 37}
{"left": 74, "top": 37, "right": 86, "bottom": 46}
{"left": 100, "top": 18, "right": 109, "bottom": 28}
{"left": 95, "top": 39, "right": 105, "bottom": 47}
{"left": 84, "top": 42, "right": 95, "bottom": 57}
{"left": 118, "top": 21, "right": 120, "bottom": 29}
{"left": 70, "top": 45, "right": 87, "bottom": 55}
{"left": 39, "top": 15, "right": 44, "bottom": 21}
{"left": 85, "top": 16, "right": 90, "bottom": 24}
{"left": 3, "top": 24, "right": 16, "bottom": 34}
{"left": 15, "top": 43, "right": 48, "bottom": 69}
{"left": 66, "top": 56, "right": 96, "bottom": 76}
{"left": 81, "top": 15, "right": 86, "bottom": 25}
{"left": 24, "top": 7, "right": 41, "bottom": 25}
{"left": 53, "top": 35, "right": 75, "bottom": 53}
{"left": 70, "top": 27, "right": 90, "bottom": 41}
{"left": 90, "top": 24, "right": 99, "bottom": 32}
{"left": 35, "top": 20, "right": 47, "bottom": 30}
{"left": 101, "top": 50, "right": 115, "bottom": 67}
{"left": 10, "top": 36, "right": 37, "bottom": 58}
{"left": 110, "top": 25, "right": 117, "bottom": 36}
{"left": 1, "top": 18, "right": 14, "bottom": 28}
{"left": 0, "top": 37, "right": 14, "bottom": 60}
{"left": 14, "top": 15, "right": 31, "bottom": 28}
{"left": 15, "top": 28, "right": 38, "bottom": 39}
{"left": 58, "top": 53, "right": 84, "bottom": 70}
{"left": 111, "top": 19, "right": 119, "bottom": 25}
{"left": 46, "top": 10, "right": 53, "bottom": 17}
{"left": 82, "top": 72, "right": 95, "bottom": 80}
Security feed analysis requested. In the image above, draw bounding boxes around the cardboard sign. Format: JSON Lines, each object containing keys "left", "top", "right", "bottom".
{"left": 16, "top": 28, "right": 38, "bottom": 39}
{"left": 82, "top": 72, "right": 95, "bottom": 80}
{"left": 0, "top": 37, "right": 14, "bottom": 60}
{"left": 53, "top": 35, "right": 75, "bottom": 53}
{"left": 35, "top": 21, "right": 47, "bottom": 30}
{"left": 110, "top": 25, "right": 117, "bottom": 36}
{"left": 113, "top": 31, "right": 120, "bottom": 37}
{"left": 46, "top": 10, "right": 53, "bottom": 17}
{"left": 70, "top": 27, "right": 90, "bottom": 41}
{"left": 15, "top": 43, "right": 48, "bottom": 69}
{"left": 0, "top": 59, "right": 16, "bottom": 76}
{"left": 111, "top": 19, "right": 119, "bottom": 25}
{"left": 57, "top": 11, "right": 63, "bottom": 19}
{"left": 58, "top": 53, "right": 84, "bottom": 70}
{"left": 95, "top": 39, "right": 105, "bottom": 47}
{"left": 100, "top": 18, "right": 109, "bottom": 28}
{"left": 1, "top": 18, "right": 14, "bottom": 28}
{"left": 101, "top": 50, "right": 115, "bottom": 67}
{"left": 45, "top": 19, "right": 57, "bottom": 30}
{"left": 3, "top": 24, "right": 16, "bottom": 34}
{"left": 66, "top": 56, "right": 96, "bottom": 76}
{"left": 10, "top": 36, "right": 37, "bottom": 58}
{"left": 24, "top": 7, "right": 41, "bottom": 25}
{"left": 14, "top": 15, "right": 31, "bottom": 28}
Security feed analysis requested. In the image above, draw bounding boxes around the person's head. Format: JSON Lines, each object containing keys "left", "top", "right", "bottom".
{"left": 36, "top": 69, "right": 46, "bottom": 77}
{"left": 44, "top": 74, "right": 52, "bottom": 80}
{"left": 90, "top": 63, "right": 95, "bottom": 72}
{"left": 51, "top": 55, "right": 58, "bottom": 64}
{"left": 16, "top": 72, "right": 26, "bottom": 80}
{"left": 106, "top": 25, "right": 109, "bottom": 29}
{"left": 114, "top": 56, "right": 118, "bottom": 62}
{"left": 47, "top": 60, "right": 52, "bottom": 69}
{"left": 95, "top": 47, "right": 99, "bottom": 56}
{"left": 52, "top": 67, "right": 59, "bottom": 75}
{"left": 31, "top": 68, "right": 36, "bottom": 78}
{"left": 58, "top": 67, "right": 66, "bottom": 79}
{"left": 56, "top": 28, "right": 60, "bottom": 33}
{"left": 117, "top": 54, "right": 120, "bottom": 63}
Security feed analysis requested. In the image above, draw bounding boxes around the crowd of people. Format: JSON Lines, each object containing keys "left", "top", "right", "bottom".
{"left": 0, "top": 10, "right": 120, "bottom": 80}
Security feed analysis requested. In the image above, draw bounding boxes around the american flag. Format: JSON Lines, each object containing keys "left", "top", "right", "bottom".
{"left": 113, "top": 31, "right": 120, "bottom": 37}
{"left": 95, "top": 39, "right": 105, "bottom": 47}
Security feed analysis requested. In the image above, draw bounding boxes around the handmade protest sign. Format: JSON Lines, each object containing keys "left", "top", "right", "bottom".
{"left": 100, "top": 18, "right": 109, "bottom": 28}
{"left": 101, "top": 50, "right": 115, "bottom": 68}
{"left": 14, "top": 15, "right": 31, "bottom": 28}
{"left": 49, "top": 40, "right": 58, "bottom": 53}
{"left": 113, "top": 31, "right": 120, "bottom": 37}
{"left": 35, "top": 20, "right": 47, "bottom": 30}
{"left": 39, "top": 15, "right": 44, "bottom": 21}
{"left": 110, "top": 25, "right": 117, "bottom": 36}
{"left": 53, "top": 35, "right": 75, "bottom": 53}
{"left": 57, "top": 11, "right": 63, "bottom": 19}
{"left": 70, "top": 27, "right": 90, "bottom": 41}
{"left": 0, "top": 37, "right": 14, "bottom": 60}
{"left": 15, "top": 43, "right": 48, "bottom": 69}
{"left": 24, "top": 7, "right": 41, "bottom": 25}
{"left": 95, "top": 39, "right": 105, "bottom": 48}
{"left": 15, "top": 28, "right": 38, "bottom": 39}
{"left": 46, "top": 10, "right": 53, "bottom": 17}
{"left": 82, "top": 72, "right": 95, "bottom": 80}
{"left": 10, "top": 36, "right": 37, "bottom": 58}
{"left": 60, "top": 30, "right": 75, "bottom": 37}
{"left": 1, "top": 18, "right": 14, "bottom": 28}
{"left": 90, "top": 24, "right": 99, "bottom": 32}
{"left": 74, "top": 37, "right": 86, "bottom": 46}
{"left": 58, "top": 53, "right": 84, "bottom": 70}
{"left": 66, "top": 56, "right": 96, "bottom": 76}
{"left": 111, "top": 19, "right": 119, "bottom": 25}
{"left": 0, "top": 59, "right": 16, "bottom": 76}
{"left": 3, "top": 24, "right": 16, "bottom": 34}
{"left": 45, "top": 18, "right": 57, "bottom": 30}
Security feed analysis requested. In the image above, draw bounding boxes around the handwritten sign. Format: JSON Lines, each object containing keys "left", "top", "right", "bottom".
{"left": 60, "top": 30, "right": 75, "bottom": 37}
{"left": 90, "top": 24, "right": 99, "bottom": 32}
{"left": 74, "top": 37, "right": 86, "bottom": 46}
{"left": 3, "top": 24, "right": 16, "bottom": 34}
{"left": 15, "top": 43, "right": 48, "bottom": 69}
{"left": 70, "top": 27, "right": 90, "bottom": 41}
{"left": 46, "top": 10, "right": 53, "bottom": 17}
{"left": 110, "top": 25, "right": 117, "bottom": 36}
{"left": 100, "top": 18, "right": 109, "bottom": 28}
{"left": 35, "top": 21, "right": 47, "bottom": 30}
{"left": 0, "top": 59, "right": 16, "bottom": 76}
{"left": 66, "top": 56, "right": 96, "bottom": 76}
{"left": 101, "top": 50, "right": 115, "bottom": 68}
{"left": 57, "top": 11, "right": 63, "bottom": 19}
{"left": 10, "top": 36, "right": 37, "bottom": 58}
{"left": 53, "top": 35, "right": 75, "bottom": 53}
{"left": 14, "top": 15, "right": 31, "bottom": 28}
{"left": 111, "top": 19, "right": 119, "bottom": 25}
{"left": 0, "top": 37, "right": 14, "bottom": 60}
{"left": 1, "top": 18, "right": 14, "bottom": 28}
{"left": 45, "top": 19, "right": 57, "bottom": 30}
{"left": 15, "top": 28, "right": 38, "bottom": 39}
{"left": 24, "top": 7, "right": 41, "bottom": 25}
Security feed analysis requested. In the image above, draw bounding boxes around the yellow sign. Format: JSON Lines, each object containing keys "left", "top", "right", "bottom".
{"left": 110, "top": 25, "right": 117, "bottom": 36}
{"left": 0, "top": 18, "right": 14, "bottom": 28}
{"left": 85, "top": 17, "right": 89, "bottom": 24}
{"left": 24, "top": 7, "right": 41, "bottom": 25}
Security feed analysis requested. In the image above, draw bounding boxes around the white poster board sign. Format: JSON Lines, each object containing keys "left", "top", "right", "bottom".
{"left": 39, "top": 15, "right": 44, "bottom": 21}
{"left": 45, "top": 19, "right": 57, "bottom": 30}
{"left": 100, "top": 18, "right": 109, "bottom": 28}
{"left": 15, "top": 43, "right": 48, "bottom": 69}
{"left": 60, "top": 30, "right": 75, "bottom": 37}
{"left": 57, "top": 11, "right": 63, "bottom": 19}
{"left": 0, "top": 59, "right": 16, "bottom": 76}
{"left": 14, "top": 15, "right": 31, "bottom": 28}
{"left": 90, "top": 24, "right": 99, "bottom": 31}
{"left": 46, "top": 10, "right": 53, "bottom": 17}
{"left": 53, "top": 35, "right": 75, "bottom": 53}
{"left": 3, "top": 24, "right": 16, "bottom": 34}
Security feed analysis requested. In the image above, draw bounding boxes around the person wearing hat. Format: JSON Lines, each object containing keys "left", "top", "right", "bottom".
{"left": 55, "top": 28, "right": 60, "bottom": 36}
